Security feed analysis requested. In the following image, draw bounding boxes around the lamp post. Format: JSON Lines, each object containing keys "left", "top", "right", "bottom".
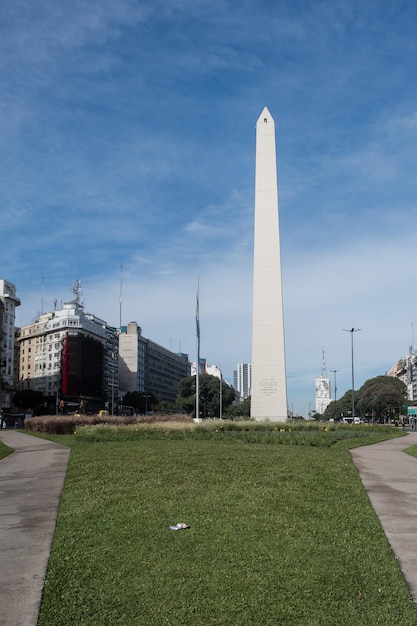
{"left": 219, "top": 371, "right": 223, "bottom": 420}
{"left": 144, "top": 394, "right": 151, "bottom": 415}
{"left": 343, "top": 328, "right": 361, "bottom": 422}
{"left": 330, "top": 369, "right": 338, "bottom": 420}
{"left": 111, "top": 351, "right": 115, "bottom": 416}
{"left": 0, "top": 358, "right": 4, "bottom": 428}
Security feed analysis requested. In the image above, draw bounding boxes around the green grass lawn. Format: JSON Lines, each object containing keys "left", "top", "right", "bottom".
{"left": 37, "top": 428, "right": 417, "bottom": 625}
{"left": 0, "top": 439, "right": 13, "bottom": 460}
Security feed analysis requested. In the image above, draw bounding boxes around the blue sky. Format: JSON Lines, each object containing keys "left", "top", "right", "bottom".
{"left": 2, "top": 0, "right": 417, "bottom": 415}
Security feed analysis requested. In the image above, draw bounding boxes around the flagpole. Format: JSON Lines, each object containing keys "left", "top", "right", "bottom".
{"left": 195, "top": 276, "right": 200, "bottom": 422}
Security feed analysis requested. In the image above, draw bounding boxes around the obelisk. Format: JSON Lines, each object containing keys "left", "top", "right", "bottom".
{"left": 250, "top": 107, "right": 288, "bottom": 422}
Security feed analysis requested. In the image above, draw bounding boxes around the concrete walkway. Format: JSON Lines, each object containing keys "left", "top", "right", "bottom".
{"left": 0, "top": 431, "right": 70, "bottom": 626}
{"left": 351, "top": 431, "right": 417, "bottom": 603}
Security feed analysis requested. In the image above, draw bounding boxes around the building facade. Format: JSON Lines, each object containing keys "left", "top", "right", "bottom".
{"left": 119, "top": 322, "right": 190, "bottom": 403}
{"left": 315, "top": 375, "right": 331, "bottom": 415}
{"left": 387, "top": 347, "right": 416, "bottom": 402}
{"left": 233, "top": 363, "right": 252, "bottom": 400}
{"left": 0, "top": 279, "right": 21, "bottom": 410}
{"left": 17, "top": 300, "right": 119, "bottom": 413}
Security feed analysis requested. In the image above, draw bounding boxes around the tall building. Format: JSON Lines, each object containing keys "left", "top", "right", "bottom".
{"left": 119, "top": 322, "right": 190, "bottom": 403}
{"left": 233, "top": 363, "right": 252, "bottom": 400}
{"left": 0, "top": 279, "right": 21, "bottom": 410}
{"left": 315, "top": 377, "right": 331, "bottom": 415}
{"left": 250, "top": 107, "right": 288, "bottom": 421}
{"left": 315, "top": 350, "right": 332, "bottom": 415}
{"left": 387, "top": 346, "right": 416, "bottom": 402}
{"left": 17, "top": 297, "right": 119, "bottom": 412}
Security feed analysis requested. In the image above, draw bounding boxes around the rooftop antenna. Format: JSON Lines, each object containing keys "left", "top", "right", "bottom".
{"left": 41, "top": 275, "right": 44, "bottom": 315}
{"left": 72, "top": 279, "right": 83, "bottom": 304}
{"left": 119, "top": 261, "right": 124, "bottom": 329}
{"left": 321, "top": 347, "right": 327, "bottom": 377}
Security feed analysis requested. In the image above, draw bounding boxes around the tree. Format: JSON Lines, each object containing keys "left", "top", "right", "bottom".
{"left": 323, "top": 375, "right": 408, "bottom": 422}
{"left": 12, "top": 390, "right": 45, "bottom": 411}
{"left": 121, "top": 392, "right": 157, "bottom": 414}
{"left": 356, "top": 376, "right": 407, "bottom": 422}
{"left": 323, "top": 390, "right": 356, "bottom": 421}
{"left": 225, "top": 397, "right": 250, "bottom": 419}
{"left": 177, "top": 374, "right": 235, "bottom": 419}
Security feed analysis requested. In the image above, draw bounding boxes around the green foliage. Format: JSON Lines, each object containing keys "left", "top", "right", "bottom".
{"left": 177, "top": 374, "right": 235, "bottom": 418}
{"left": 38, "top": 430, "right": 417, "bottom": 625}
{"left": 151, "top": 400, "right": 186, "bottom": 414}
{"left": 405, "top": 444, "right": 417, "bottom": 460}
{"left": 224, "top": 397, "right": 251, "bottom": 419}
{"left": 12, "top": 389, "right": 45, "bottom": 410}
{"left": 324, "top": 375, "right": 408, "bottom": 421}
{"left": 121, "top": 391, "right": 157, "bottom": 414}
{"left": 72, "top": 421, "right": 400, "bottom": 447}
{"left": 357, "top": 375, "right": 407, "bottom": 420}
{"left": 0, "top": 440, "right": 13, "bottom": 461}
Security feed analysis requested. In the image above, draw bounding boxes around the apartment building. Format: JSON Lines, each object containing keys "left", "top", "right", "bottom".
{"left": 0, "top": 279, "right": 21, "bottom": 410}
{"left": 233, "top": 363, "right": 252, "bottom": 400}
{"left": 17, "top": 300, "right": 119, "bottom": 412}
{"left": 119, "top": 322, "right": 190, "bottom": 403}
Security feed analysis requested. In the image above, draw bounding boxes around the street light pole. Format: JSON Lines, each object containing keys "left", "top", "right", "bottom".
{"left": 111, "top": 351, "right": 115, "bottom": 416}
{"left": 330, "top": 369, "right": 338, "bottom": 420}
{"left": 219, "top": 372, "right": 223, "bottom": 420}
{"left": 343, "top": 328, "right": 361, "bottom": 422}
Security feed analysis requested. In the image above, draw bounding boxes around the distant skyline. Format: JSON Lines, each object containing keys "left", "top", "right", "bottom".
{"left": 2, "top": 1, "right": 417, "bottom": 415}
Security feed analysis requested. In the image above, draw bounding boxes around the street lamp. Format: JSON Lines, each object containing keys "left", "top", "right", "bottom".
{"left": 0, "top": 358, "right": 4, "bottom": 427}
{"left": 144, "top": 394, "right": 151, "bottom": 414}
{"left": 330, "top": 369, "right": 338, "bottom": 420}
{"left": 111, "top": 352, "right": 115, "bottom": 416}
{"left": 219, "top": 371, "right": 223, "bottom": 420}
{"left": 343, "top": 328, "right": 361, "bottom": 422}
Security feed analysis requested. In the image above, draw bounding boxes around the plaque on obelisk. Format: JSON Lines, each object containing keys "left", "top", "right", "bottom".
{"left": 250, "top": 107, "right": 288, "bottom": 422}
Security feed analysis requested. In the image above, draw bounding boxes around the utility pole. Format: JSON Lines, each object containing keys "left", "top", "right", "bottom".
{"left": 343, "top": 328, "right": 361, "bottom": 421}
{"left": 330, "top": 370, "right": 338, "bottom": 420}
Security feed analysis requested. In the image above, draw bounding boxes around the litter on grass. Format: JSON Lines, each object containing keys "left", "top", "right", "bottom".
{"left": 169, "top": 523, "right": 190, "bottom": 531}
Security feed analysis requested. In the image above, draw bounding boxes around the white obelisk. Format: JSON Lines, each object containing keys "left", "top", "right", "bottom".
{"left": 250, "top": 107, "right": 288, "bottom": 422}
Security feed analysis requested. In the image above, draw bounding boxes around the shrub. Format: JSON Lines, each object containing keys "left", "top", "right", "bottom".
{"left": 24, "top": 413, "right": 192, "bottom": 435}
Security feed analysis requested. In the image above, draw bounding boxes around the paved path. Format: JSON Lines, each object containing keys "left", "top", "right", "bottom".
{"left": 351, "top": 431, "right": 417, "bottom": 603}
{"left": 0, "top": 431, "right": 70, "bottom": 626}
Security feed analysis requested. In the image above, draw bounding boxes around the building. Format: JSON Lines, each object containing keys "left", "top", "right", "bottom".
{"left": 118, "top": 322, "right": 190, "bottom": 403}
{"left": 387, "top": 347, "right": 416, "bottom": 402}
{"left": 315, "top": 350, "right": 332, "bottom": 415}
{"left": 0, "top": 279, "right": 21, "bottom": 410}
{"left": 191, "top": 358, "right": 207, "bottom": 376}
{"left": 206, "top": 364, "right": 222, "bottom": 380}
{"left": 251, "top": 107, "right": 288, "bottom": 421}
{"left": 190, "top": 361, "right": 221, "bottom": 379}
{"left": 315, "top": 376, "right": 331, "bottom": 415}
{"left": 17, "top": 297, "right": 119, "bottom": 413}
{"left": 233, "top": 363, "right": 252, "bottom": 400}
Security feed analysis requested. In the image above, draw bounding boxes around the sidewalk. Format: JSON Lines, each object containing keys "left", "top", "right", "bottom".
{"left": 351, "top": 431, "right": 417, "bottom": 603}
{"left": 0, "top": 430, "right": 70, "bottom": 626}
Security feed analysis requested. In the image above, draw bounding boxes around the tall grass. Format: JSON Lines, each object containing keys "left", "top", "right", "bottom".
{"left": 37, "top": 428, "right": 417, "bottom": 625}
